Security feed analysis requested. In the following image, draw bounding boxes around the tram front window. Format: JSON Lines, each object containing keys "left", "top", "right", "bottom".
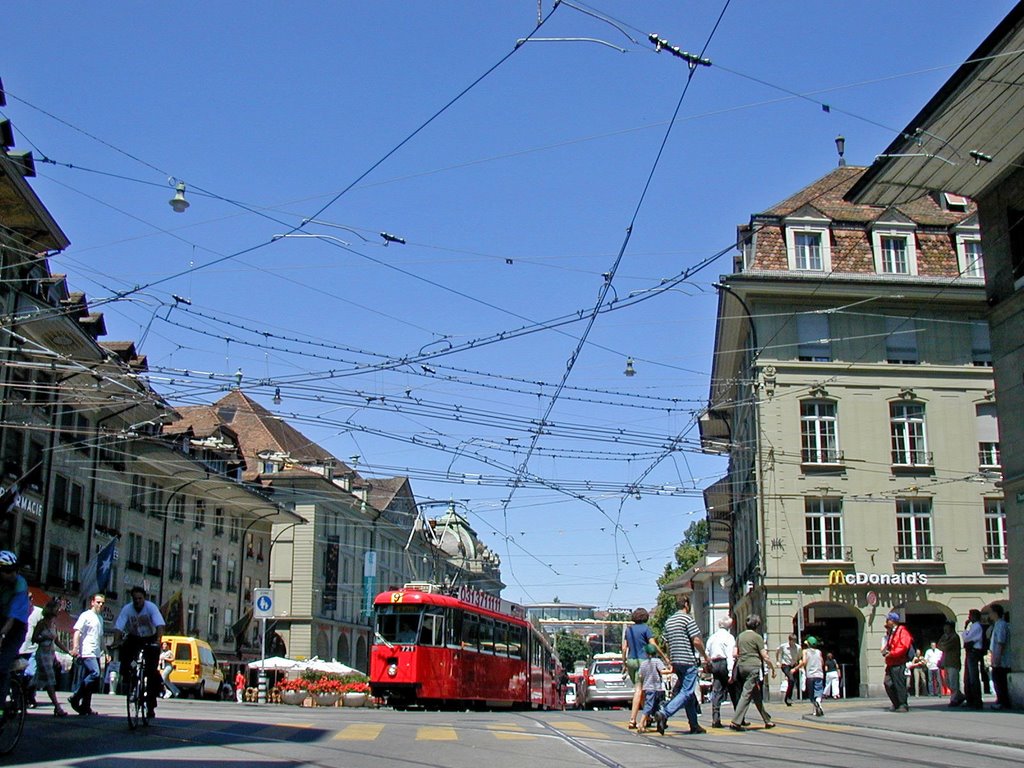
{"left": 376, "top": 606, "right": 423, "bottom": 644}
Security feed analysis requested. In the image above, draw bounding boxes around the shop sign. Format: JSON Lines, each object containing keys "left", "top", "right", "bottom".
{"left": 827, "top": 569, "right": 928, "bottom": 586}
{"left": 769, "top": 599, "right": 793, "bottom": 605}
{"left": 17, "top": 494, "right": 43, "bottom": 517}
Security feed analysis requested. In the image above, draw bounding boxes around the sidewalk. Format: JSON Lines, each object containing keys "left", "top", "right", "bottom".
{"left": 796, "top": 696, "right": 1023, "bottom": 750}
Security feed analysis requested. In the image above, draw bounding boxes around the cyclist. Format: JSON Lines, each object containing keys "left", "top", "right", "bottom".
{"left": 111, "top": 586, "right": 165, "bottom": 719}
{"left": 0, "top": 552, "right": 30, "bottom": 717}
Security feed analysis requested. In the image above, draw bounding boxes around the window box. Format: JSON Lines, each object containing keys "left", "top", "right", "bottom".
{"left": 125, "top": 560, "right": 144, "bottom": 572}
{"left": 145, "top": 566, "right": 163, "bottom": 577}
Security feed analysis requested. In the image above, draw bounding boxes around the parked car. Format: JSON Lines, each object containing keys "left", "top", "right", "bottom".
{"left": 164, "top": 635, "right": 228, "bottom": 699}
{"left": 580, "top": 652, "right": 633, "bottom": 709}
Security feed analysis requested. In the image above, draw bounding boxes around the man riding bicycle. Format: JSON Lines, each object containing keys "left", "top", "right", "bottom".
{"left": 0, "top": 552, "right": 30, "bottom": 718}
{"left": 111, "top": 586, "right": 165, "bottom": 719}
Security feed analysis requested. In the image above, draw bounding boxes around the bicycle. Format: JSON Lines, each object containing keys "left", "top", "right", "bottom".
{"left": 120, "top": 645, "right": 150, "bottom": 731}
{"left": 0, "top": 658, "right": 28, "bottom": 754}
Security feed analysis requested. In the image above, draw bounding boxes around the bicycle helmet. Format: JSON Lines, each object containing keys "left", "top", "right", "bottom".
{"left": 0, "top": 550, "right": 17, "bottom": 568}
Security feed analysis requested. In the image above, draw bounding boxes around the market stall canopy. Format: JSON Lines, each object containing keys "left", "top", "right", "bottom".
{"left": 297, "top": 657, "right": 360, "bottom": 675}
{"left": 247, "top": 656, "right": 302, "bottom": 671}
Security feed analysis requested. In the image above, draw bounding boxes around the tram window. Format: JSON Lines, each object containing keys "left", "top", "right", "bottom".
{"left": 493, "top": 622, "right": 508, "bottom": 656}
{"left": 447, "top": 609, "right": 462, "bottom": 647}
{"left": 375, "top": 606, "right": 423, "bottom": 644}
{"left": 508, "top": 626, "right": 524, "bottom": 659}
{"left": 461, "top": 614, "right": 479, "bottom": 650}
{"left": 479, "top": 617, "right": 495, "bottom": 653}
{"left": 420, "top": 610, "right": 444, "bottom": 646}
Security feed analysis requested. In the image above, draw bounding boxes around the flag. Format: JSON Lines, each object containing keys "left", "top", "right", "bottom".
{"left": 160, "top": 590, "right": 183, "bottom": 635}
{"left": 79, "top": 536, "right": 118, "bottom": 604}
{"left": 0, "top": 483, "right": 19, "bottom": 517}
{"left": 232, "top": 608, "right": 253, "bottom": 649}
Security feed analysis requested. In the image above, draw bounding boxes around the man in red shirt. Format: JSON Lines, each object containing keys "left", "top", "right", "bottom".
{"left": 882, "top": 611, "right": 912, "bottom": 712}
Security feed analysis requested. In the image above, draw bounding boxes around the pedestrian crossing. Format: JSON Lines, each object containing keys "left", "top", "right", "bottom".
{"left": 216, "top": 717, "right": 835, "bottom": 743}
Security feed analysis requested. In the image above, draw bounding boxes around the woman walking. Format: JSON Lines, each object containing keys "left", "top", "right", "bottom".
{"left": 622, "top": 607, "right": 655, "bottom": 729}
{"left": 729, "top": 615, "right": 776, "bottom": 731}
{"left": 32, "top": 600, "right": 70, "bottom": 717}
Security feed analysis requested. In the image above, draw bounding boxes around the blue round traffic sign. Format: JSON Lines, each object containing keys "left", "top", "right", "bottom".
{"left": 256, "top": 595, "right": 272, "bottom": 612}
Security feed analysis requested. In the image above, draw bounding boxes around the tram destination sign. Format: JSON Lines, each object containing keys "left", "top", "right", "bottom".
{"left": 827, "top": 569, "right": 929, "bottom": 586}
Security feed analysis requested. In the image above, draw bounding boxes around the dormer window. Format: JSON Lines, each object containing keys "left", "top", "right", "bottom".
{"left": 784, "top": 216, "right": 831, "bottom": 272}
{"left": 871, "top": 221, "right": 918, "bottom": 275}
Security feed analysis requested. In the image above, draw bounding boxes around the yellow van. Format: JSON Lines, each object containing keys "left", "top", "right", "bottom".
{"left": 164, "top": 635, "right": 227, "bottom": 699}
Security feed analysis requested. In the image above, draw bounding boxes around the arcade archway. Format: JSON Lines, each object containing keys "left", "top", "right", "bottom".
{"left": 792, "top": 601, "right": 864, "bottom": 697}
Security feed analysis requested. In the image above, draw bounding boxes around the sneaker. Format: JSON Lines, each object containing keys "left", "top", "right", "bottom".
{"left": 68, "top": 697, "right": 83, "bottom": 715}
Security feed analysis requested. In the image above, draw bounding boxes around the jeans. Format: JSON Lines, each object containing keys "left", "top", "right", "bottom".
{"left": 944, "top": 666, "right": 961, "bottom": 702}
{"left": 661, "top": 662, "right": 700, "bottom": 729}
{"left": 927, "top": 669, "right": 941, "bottom": 696}
{"left": 73, "top": 656, "right": 102, "bottom": 711}
{"left": 884, "top": 663, "right": 908, "bottom": 709}
{"left": 807, "top": 676, "right": 824, "bottom": 703}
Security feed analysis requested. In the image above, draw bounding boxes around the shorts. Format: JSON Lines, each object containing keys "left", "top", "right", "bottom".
{"left": 641, "top": 689, "right": 665, "bottom": 715}
{"left": 626, "top": 658, "right": 640, "bottom": 684}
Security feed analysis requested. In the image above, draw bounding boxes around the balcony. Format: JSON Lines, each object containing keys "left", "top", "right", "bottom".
{"left": 189, "top": 575, "right": 203, "bottom": 586}
{"left": 802, "top": 546, "right": 853, "bottom": 563}
{"left": 894, "top": 545, "right": 943, "bottom": 562}
{"left": 145, "top": 565, "right": 163, "bottom": 577}
{"left": 891, "top": 451, "right": 934, "bottom": 474}
{"left": 211, "top": 579, "right": 223, "bottom": 590}
{"left": 222, "top": 630, "right": 235, "bottom": 644}
{"left": 984, "top": 546, "right": 1007, "bottom": 562}
{"left": 125, "top": 560, "right": 144, "bottom": 572}
{"left": 168, "top": 570, "right": 183, "bottom": 583}
{"left": 801, "top": 450, "right": 845, "bottom": 472}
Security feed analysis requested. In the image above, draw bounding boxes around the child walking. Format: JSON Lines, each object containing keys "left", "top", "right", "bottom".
{"left": 637, "top": 643, "right": 669, "bottom": 733}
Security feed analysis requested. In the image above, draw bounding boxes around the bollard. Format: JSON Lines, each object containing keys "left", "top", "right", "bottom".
{"left": 257, "top": 672, "right": 267, "bottom": 704}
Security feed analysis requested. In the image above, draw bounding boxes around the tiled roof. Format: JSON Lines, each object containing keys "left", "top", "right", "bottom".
{"left": 760, "top": 166, "right": 975, "bottom": 226}
{"left": 209, "top": 390, "right": 339, "bottom": 481}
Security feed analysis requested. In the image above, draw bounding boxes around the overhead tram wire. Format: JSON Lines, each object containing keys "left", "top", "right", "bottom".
{"left": 0, "top": 6, "right": 563, "bottom": 321}
{"left": 495, "top": 8, "right": 727, "bottom": 597}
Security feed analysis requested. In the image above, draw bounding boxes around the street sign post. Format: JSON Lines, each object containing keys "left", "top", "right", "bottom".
{"left": 253, "top": 588, "right": 275, "bottom": 703}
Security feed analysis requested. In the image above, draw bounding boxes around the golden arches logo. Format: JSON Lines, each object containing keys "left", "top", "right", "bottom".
{"left": 828, "top": 569, "right": 846, "bottom": 585}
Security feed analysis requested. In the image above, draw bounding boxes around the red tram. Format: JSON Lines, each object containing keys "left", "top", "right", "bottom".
{"left": 370, "top": 583, "right": 563, "bottom": 710}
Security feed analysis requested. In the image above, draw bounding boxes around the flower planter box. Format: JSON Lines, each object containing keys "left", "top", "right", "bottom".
{"left": 280, "top": 690, "right": 309, "bottom": 706}
{"left": 314, "top": 692, "right": 341, "bottom": 707}
{"left": 342, "top": 692, "right": 368, "bottom": 708}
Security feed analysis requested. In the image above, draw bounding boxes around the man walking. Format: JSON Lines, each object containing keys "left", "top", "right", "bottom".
{"left": 70, "top": 593, "right": 106, "bottom": 715}
{"left": 882, "top": 610, "right": 911, "bottom": 712}
{"left": 775, "top": 634, "right": 799, "bottom": 706}
{"left": 705, "top": 616, "right": 737, "bottom": 728}
{"left": 988, "top": 604, "right": 1011, "bottom": 710}
{"left": 654, "top": 594, "right": 709, "bottom": 735}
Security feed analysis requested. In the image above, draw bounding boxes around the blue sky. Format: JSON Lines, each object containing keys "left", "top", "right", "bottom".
{"left": 3, "top": 1, "right": 1015, "bottom": 610}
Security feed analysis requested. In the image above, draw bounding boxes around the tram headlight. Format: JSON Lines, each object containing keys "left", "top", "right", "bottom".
{"left": 387, "top": 663, "right": 398, "bottom": 678}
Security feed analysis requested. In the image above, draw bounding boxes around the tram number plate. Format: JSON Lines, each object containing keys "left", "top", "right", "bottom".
{"left": 400, "top": 645, "right": 415, "bottom": 652}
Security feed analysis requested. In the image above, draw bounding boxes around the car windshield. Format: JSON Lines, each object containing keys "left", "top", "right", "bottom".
{"left": 593, "top": 663, "right": 623, "bottom": 675}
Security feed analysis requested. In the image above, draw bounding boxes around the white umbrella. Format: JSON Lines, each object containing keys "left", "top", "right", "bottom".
{"left": 297, "top": 657, "right": 360, "bottom": 675}
{"left": 247, "top": 656, "right": 302, "bottom": 671}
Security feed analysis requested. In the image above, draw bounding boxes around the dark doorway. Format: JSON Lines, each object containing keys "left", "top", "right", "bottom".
{"left": 802, "top": 612, "right": 861, "bottom": 698}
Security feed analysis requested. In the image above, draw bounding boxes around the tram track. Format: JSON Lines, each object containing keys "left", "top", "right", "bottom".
{"left": 534, "top": 709, "right": 1017, "bottom": 768}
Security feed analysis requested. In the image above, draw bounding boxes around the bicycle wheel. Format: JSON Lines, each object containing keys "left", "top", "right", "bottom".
{"left": 127, "top": 665, "right": 145, "bottom": 730}
{"left": 0, "top": 682, "right": 26, "bottom": 755}
{"left": 139, "top": 664, "right": 150, "bottom": 727}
